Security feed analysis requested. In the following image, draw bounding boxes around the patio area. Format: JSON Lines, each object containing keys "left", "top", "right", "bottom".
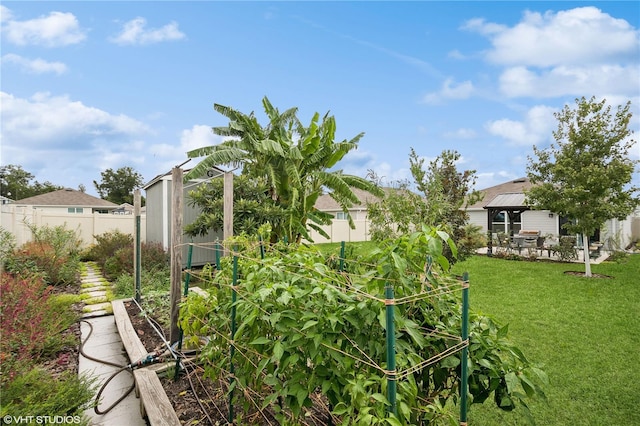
{"left": 476, "top": 245, "right": 610, "bottom": 264}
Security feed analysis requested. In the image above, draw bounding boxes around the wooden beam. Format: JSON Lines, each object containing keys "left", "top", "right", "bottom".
{"left": 223, "top": 171, "right": 233, "bottom": 242}
{"left": 134, "top": 189, "right": 141, "bottom": 302}
{"left": 169, "top": 167, "right": 183, "bottom": 344}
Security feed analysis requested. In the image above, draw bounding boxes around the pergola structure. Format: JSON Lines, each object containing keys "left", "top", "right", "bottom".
{"left": 484, "top": 193, "right": 531, "bottom": 234}
{"left": 484, "top": 193, "right": 530, "bottom": 255}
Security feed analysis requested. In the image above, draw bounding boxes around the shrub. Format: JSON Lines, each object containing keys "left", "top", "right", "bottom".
{"left": 88, "top": 231, "right": 168, "bottom": 280}
{"left": 0, "top": 274, "right": 81, "bottom": 381}
{"left": 182, "top": 228, "right": 546, "bottom": 425}
{"left": 0, "top": 368, "right": 94, "bottom": 423}
{"left": 86, "top": 230, "right": 133, "bottom": 275}
{"left": 0, "top": 227, "right": 16, "bottom": 270}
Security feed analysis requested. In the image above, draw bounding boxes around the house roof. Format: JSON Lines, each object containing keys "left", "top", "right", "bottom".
{"left": 484, "top": 193, "right": 527, "bottom": 209}
{"left": 314, "top": 187, "right": 394, "bottom": 211}
{"left": 467, "top": 177, "right": 533, "bottom": 209}
{"left": 14, "top": 188, "right": 118, "bottom": 208}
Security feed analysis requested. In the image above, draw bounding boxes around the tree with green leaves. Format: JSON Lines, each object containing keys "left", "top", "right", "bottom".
{"left": 93, "top": 166, "right": 144, "bottom": 205}
{"left": 367, "top": 149, "right": 484, "bottom": 263}
{"left": 185, "top": 97, "right": 383, "bottom": 243}
{"left": 185, "top": 174, "right": 286, "bottom": 238}
{"left": 526, "top": 96, "right": 639, "bottom": 277}
{"left": 0, "top": 164, "right": 63, "bottom": 200}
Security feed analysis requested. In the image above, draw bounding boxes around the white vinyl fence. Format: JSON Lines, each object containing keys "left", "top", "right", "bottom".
{"left": 1, "top": 205, "right": 146, "bottom": 248}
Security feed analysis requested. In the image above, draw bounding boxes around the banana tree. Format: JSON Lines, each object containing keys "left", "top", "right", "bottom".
{"left": 185, "top": 96, "right": 383, "bottom": 243}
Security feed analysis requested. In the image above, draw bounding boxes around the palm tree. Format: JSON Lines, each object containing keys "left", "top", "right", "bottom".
{"left": 185, "top": 97, "right": 382, "bottom": 243}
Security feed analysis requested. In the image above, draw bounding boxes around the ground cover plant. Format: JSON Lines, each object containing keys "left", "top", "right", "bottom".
{"left": 451, "top": 254, "right": 640, "bottom": 425}
{"left": 178, "top": 228, "right": 545, "bottom": 425}
{"left": 0, "top": 235, "right": 94, "bottom": 422}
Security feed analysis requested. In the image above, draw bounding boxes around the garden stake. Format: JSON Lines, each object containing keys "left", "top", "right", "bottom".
{"left": 215, "top": 241, "right": 221, "bottom": 271}
{"left": 339, "top": 240, "right": 345, "bottom": 272}
{"left": 460, "top": 272, "right": 470, "bottom": 425}
{"left": 228, "top": 249, "right": 239, "bottom": 424}
{"left": 174, "top": 243, "right": 193, "bottom": 380}
{"left": 259, "top": 235, "right": 265, "bottom": 259}
{"left": 385, "top": 283, "right": 397, "bottom": 417}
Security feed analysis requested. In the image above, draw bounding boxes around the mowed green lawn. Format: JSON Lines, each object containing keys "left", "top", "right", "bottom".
{"left": 451, "top": 254, "right": 640, "bottom": 425}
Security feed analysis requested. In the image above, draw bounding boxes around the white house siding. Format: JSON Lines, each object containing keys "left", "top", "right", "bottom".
{"left": 601, "top": 213, "right": 638, "bottom": 250}
{"left": 467, "top": 210, "right": 487, "bottom": 232}
{"left": 521, "top": 210, "right": 557, "bottom": 236}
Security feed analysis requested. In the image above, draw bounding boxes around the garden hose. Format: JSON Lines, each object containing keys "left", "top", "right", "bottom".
{"left": 79, "top": 319, "right": 168, "bottom": 415}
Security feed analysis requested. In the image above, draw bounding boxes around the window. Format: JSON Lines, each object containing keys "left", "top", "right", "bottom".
{"left": 67, "top": 207, "right": 84, "bottom": 214}
{"left": 335, "top": 212, "right": 349, "bottom": 220}
{"left": 491, "top": 210, "right": 521, "bottom": 234}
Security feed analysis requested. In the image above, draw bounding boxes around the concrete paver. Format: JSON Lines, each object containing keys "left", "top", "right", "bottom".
{"left": 79, "top": 264, "right": 147, "bottom": 426}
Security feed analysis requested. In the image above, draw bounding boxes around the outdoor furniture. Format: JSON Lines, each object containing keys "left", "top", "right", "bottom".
{"left": 511, "top": 230, "right": 541, "bottom": 255}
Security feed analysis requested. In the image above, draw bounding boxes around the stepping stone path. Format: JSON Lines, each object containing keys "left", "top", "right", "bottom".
{"left": 78, "top": 262, "right": 147, "bottom": 425}
{"left": 80, "top": 263, "right": 113, "bottom": 318}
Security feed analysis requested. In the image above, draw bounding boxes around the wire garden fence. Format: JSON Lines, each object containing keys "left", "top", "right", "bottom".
{"left": 174, "top": 234, "right": 470, "bottom": 426}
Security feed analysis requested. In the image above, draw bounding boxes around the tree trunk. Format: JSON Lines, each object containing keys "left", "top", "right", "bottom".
{"left": 583, "top": 232, "right": 592, "bottom": 277}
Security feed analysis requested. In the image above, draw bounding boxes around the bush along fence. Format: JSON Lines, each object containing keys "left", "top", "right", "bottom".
{"left": 176, "top": 227, "right": 547, "bottom": 425}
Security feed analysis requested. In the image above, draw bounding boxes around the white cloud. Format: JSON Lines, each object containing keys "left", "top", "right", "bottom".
{"left": 0, "top": 5, "right": 13, "bottom": 23}
{"left": 1, "top": 8, "right": 86, "bottom": 47}
{"left": 485, "top": 105, "right": 557, "bottom": 146}
{"left": 499, "top": 64, "right": 640, "bottom": 98}
{"left": 423, "top": 78, "right": 474, "bottom": 104}
{"left": 465, "top": 7, "right": 639, "bottom": 67}
{"left": 148, "top": 125, "right": 221, "bottom": 160}
{"left": 1, "top": 53, "right": 67, "bottom": 75}
{"left": 0, "top": 91, "right": 150, "bottom": 149}
{"left": 444, "top": 128, "right": 477, "bottom": 139}
{"left": 109, "top": 17, "right": 186, "bottom": 45}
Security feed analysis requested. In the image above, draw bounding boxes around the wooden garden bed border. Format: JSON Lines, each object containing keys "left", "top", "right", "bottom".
{"left": 112, "top": 299, "right": 181, "bottom": 426}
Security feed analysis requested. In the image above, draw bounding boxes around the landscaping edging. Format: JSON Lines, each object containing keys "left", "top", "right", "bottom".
{"left": 111, "top": 299, "right": 181, "bottom": 426}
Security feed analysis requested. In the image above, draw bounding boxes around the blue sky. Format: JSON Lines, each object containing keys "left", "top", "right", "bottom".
{"left": 1, "top": 1, "right": 639, "bottom": 197}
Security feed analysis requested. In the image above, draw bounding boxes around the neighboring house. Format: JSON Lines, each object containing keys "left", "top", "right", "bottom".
{"left": 1, "top": 195, "right": 13, "bottom": 205}
{"left": 309, "top": 187, "right": 387, "bottom": 243}
{"left": 3, "top": 188, "right": 141, "bottom": 247}
{"left": 466, "top": 177, "right": 639, "bottom": 249}
{"left": 143, "top": 167, "right": 224, "bottom": 267}
{"left": 13, "top": 188, "right": 118, "bottom": 214}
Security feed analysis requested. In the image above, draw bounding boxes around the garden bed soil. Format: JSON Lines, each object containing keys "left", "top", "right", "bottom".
{"left": 123, "top": 301, "right": 332, "bottom": 425}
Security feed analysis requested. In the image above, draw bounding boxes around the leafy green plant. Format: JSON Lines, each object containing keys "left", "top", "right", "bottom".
{"left": 86, "top": 230, "right": 133, "bottom": 275}
{"left": 180, "top": 227, "right": 546, "bottom": 425}
{"left": 0, "top": 368, "right": 94, "bottom": 423}
{"left": 6, "top": 224, "right": 82, "bottom": 285}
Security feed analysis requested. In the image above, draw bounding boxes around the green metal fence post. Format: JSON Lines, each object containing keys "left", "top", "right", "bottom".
{"left": 460, "top": 272, "right": 470, "bottom": 425}
{"left": 174, "top": 243, "right": 193, "bottom": 380}
{"left": 385, "top": 283, "right": 397, "bottom": 417}
{"left": 259, "top": 235, "right": 265, "bottom": 259}
{"left": 228, "top": 248, "right": 239, "bottom": 424}
{"left": 339, "top": 241, "right": 345, "bottom": 272}
{"left": 215, "top": 241, "right": 221, "bottom": 272}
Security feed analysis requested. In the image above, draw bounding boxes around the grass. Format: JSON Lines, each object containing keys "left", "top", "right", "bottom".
{"left": 313, "top": 240, "right": 380, "bottom": 258}
{"left": 450, "top": 254, "right": 640, "bottom": 426}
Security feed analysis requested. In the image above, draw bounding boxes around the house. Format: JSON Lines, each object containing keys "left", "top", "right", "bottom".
{"left": 143, "top": 167, "right": 224, "bottom": 267}
{"left": 1, "top": 195, "right": 13, "bottom": 205}
{"left": 308, "top": 187, "right": 389, "bottom": 243}
{"left": 13, "top": 188, "right": 118, "bottom": 214}
{"left": 466, "top": 177, "right": 639, "bottom": 250}
{"left": 3, "top": 188, "right": 141, "bottom": 247}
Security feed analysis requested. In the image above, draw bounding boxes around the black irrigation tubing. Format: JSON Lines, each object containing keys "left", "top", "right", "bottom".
{"left": 79, "top": 319, "right": 135, "bottom": 415}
